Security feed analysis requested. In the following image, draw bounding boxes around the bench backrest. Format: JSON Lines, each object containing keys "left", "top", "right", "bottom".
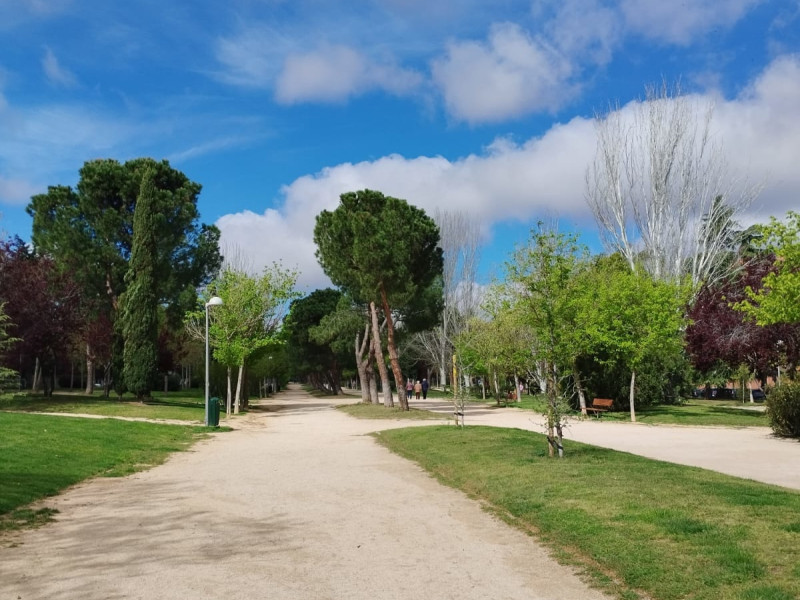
{"left": 592, "top": 398, "right": 614, "bottom": 409}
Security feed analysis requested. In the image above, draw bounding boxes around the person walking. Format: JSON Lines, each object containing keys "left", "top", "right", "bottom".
{"left": 405, "top": 378, "right": 413, "bottom": 399}
{"left": 414, "top": 380, "right": 422, "bottom": 400}
{"left": 421, "top": 378, "right": 429, "bottom": 399}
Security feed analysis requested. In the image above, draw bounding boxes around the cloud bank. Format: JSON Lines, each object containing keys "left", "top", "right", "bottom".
{"left": 217, "top": 55, "right": 800, "bottom": 291}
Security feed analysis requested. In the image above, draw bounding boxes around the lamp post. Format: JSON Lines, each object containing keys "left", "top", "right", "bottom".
{"left": 205, "top": 296, "right": 223, "bottom": 426}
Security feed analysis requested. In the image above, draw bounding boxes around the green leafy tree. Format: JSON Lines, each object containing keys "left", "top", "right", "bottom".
{"left": 121, "top": 170, "right": 159, "bottom": 398}
{"left": 311, "top": 295, "right": 376, "bottom": 403}
{"left": 506, "top": 226, "right": 587, "bottom": 457}
{"left": 27, "top": 157, "right": 222, "bottom": 392}
{"left": 314, "top": 190, "right": 443, "bottom": 410}
{"left": 284, "top": 288, "right": 347, "bottom": 394}
{"left": 736, "top": 211, "right": 800, "bottom": 325}
{"left": 578, "top": 258, "right": 687, "bottom": 421}
{"left": 187, "top": 265, "right": 299, "bottom": 414}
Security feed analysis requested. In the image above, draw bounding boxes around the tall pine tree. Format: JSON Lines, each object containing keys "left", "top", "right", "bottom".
{"left": 122, "top": 169, "right": 159, "bottom": 399}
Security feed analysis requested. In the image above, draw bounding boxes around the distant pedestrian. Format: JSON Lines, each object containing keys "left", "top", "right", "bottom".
{"left": 406, "top": 378, "right": 413, "bottom": 398}
{"left": 414, "top": 380, "right": 422, "bottom": 400}
{"left": 422, "top": 378, "right": 429, "bottom": 399}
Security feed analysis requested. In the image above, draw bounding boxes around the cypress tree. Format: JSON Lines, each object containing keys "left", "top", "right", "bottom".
{"left": 122, "top": 169, "right": 159, "bottom": 399}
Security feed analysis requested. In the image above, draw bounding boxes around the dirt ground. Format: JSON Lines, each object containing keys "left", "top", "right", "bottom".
{"left": 1, "top": 386, "right": 612, "bottom": 600}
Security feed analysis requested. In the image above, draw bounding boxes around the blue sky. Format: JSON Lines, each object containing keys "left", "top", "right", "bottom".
{"left": 1, "top": 0, "right": 799, "bottom": 290}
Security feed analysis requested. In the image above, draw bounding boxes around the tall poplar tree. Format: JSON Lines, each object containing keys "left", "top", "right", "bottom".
{"left": 122, "top": 170, "right": 159, "bottom": 399}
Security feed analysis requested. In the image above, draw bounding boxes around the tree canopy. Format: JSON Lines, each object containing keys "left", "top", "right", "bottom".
{"left": 27, "top": 157, "right": 222, "bottom": 322}
{"left": 314, "top": 189, "right": 443, "bottom": 409}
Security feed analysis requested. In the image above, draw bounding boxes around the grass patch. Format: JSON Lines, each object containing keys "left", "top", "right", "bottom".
{"left": 0, "top": 412, "right": 211, "bottom": 519}
{"left": 375, "top": 425, "right": 800, "bottom": 600}
{"left": 337, "top": 403, "right": 445, "bottom": 420}
{"left": 0, "top": 391, "right": 205, "bottom": 421}
{"left": 504, "top": 396, "right": 767, "bottom": 427}
{"left": 0, "top": 507, "right": 59, "bottom": 533}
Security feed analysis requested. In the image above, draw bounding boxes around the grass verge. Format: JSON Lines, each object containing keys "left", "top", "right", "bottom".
{"left": 0, "top": 412, "right": 212, "bottom": 524}
{"left": 375, "top": 425, "right": 800, "bottom": 600}
{"left": 0, "top": 391, "right": 205, "bottom": 421}
{"left": 337, "top": 403, "right": 445, "bottom": 420}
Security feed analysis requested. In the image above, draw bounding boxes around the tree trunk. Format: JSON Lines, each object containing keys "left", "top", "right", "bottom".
{"left": 513, "top": 373, "right": 520, "bottom": 402}
{"left": 226, "top": 366, "right": 233, "bottom": 416}
{"left": 234, "top": 363, "right": 244, "bottom": 414}
{"left": 85, "top": 343, "right": 94, "bottom": 395}
{"left": 369, "top": 302, "right": 393, "bottom": 407}
{"left": 379, "top": 286, "right": 408, "bottom": 410}
{"left": 574, "top": 361, "right": 587, "bottom": 416}
{"left": 31, "top": 356, "right": 42, "bottom": 393}
{"left": 355, "top": 325, "right": 371, "bottom": 403}
{"left": 629, "top": 369, "right": 637, "bottom": 422}
{"left": 164, "top": 374, "right": 168, "bottom": 393}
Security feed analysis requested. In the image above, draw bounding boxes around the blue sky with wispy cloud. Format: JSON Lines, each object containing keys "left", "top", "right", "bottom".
{"left": 1, "top": 0, "right": 799, "bottom": 289}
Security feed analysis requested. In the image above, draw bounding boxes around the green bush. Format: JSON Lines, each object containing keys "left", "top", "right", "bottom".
{"left": 766, "top": 382, "right": 800, "bottom": 438}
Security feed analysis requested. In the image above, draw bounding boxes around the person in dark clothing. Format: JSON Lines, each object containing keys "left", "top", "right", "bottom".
{"left": 421, "top": 378, "right": 429, "bottom": 399}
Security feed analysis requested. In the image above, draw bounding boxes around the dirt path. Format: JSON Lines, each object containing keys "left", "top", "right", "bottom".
{"left": 0, "top": 386, "right": 609, "bottom": 600}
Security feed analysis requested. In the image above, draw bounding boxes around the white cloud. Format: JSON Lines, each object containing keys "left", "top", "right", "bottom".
{"left": 42, "top": 47, "right": 77, "bottom": 87}
{"left": 0, "top": 176, "right": 41, "bottom": 206}
{"left": 545, "top": 0, "right": 621, "bottom": 65}
{"left": 619, "top": 0, "right": 762, "bottom": 45}
{"left": 218, "top": 54, "right": 800, "bottom": 291}
{"left": 213, "top": 26, "right": 284, "bottom": 88}
{"left": 431, "top": 22, "right": 577, "bottom": 124}
{"left": 275, "top": 45, "right": 422, "bottom": 104}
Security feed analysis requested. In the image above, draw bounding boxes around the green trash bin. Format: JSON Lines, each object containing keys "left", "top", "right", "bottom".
{"left": 209, "top": 397, "right": 220, "bottom": 427}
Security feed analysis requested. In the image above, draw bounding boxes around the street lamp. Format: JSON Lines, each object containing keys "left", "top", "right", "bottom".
{"left": 205, "top": 296, "right": 223, "bottom": 426}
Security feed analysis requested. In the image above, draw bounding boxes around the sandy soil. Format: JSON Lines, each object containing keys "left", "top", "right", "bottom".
{"left": 0, "top": 386, "right": 611, "bottom": 600}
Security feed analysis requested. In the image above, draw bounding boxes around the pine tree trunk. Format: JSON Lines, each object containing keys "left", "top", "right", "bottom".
{"left": 355, "top": 326, "right": 370, "bottom": 403}
{"left": 369, "top": 302, "right": 393, "bottom": 407}
{"left": 379, "top": 287, "right": 408, "bottom": 410}
{"left": 629, "top": 369, "right": 637, "bottom": 422}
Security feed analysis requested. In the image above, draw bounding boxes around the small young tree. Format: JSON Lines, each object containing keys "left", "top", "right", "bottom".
{"left": 505, "top": 226, "right": 587, "bottom": 457}
{"left": 122, "top": 170, "right": 160, "bottom": 399}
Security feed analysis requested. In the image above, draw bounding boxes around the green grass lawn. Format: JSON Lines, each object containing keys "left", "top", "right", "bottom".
{"left": 0, "top": 390, "right": 206, "bottom": 421}
{"left": 337, "top": 403, "right": 445, "bottom": 420}
{"left": 0, "top": 412, "right": 212, "bottom": 528}
{"left": 376, "top": 425, "right": 800, "bottom": 600}
{"left": 503, "top": 395, "right": 768, "bottom": 427}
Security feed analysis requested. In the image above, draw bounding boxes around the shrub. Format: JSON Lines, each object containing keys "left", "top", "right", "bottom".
{"left": 766, "top": 382, "right": 800, "bottom": 438}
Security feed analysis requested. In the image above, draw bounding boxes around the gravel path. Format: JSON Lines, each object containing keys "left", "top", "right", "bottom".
{"left": 0, "top": 386, "right": 610, "bottom": 600}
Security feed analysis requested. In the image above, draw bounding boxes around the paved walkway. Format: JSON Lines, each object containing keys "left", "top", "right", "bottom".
{"left": 0, "top": 386, "right": 610, "bottom": 600}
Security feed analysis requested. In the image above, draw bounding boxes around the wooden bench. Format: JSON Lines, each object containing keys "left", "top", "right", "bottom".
{"left": 586, "top": 398, "right": 613, "bottom": 418}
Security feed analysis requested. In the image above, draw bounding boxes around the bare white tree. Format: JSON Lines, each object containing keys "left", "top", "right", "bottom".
{"left": 586, "top": 81, "right": 759, "bottom": 290}
{"left": 405, "top": 209, "right": 482, "bottom": 387}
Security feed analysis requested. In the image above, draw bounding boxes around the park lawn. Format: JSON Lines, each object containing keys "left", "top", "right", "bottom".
{"left": 337, "top": 403, "right": 444, "bottom": 420}
{"left": 0, "top": 391, "right": 205, "bottom": 421}
{"left": 0, "top": 412, "right": 211, "bottom": 527}
{"left": 376, "top": 425, "right": 800, "bottom": 600}
{"left": 505, "top": 395, "right": 767, "bottom": 427}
